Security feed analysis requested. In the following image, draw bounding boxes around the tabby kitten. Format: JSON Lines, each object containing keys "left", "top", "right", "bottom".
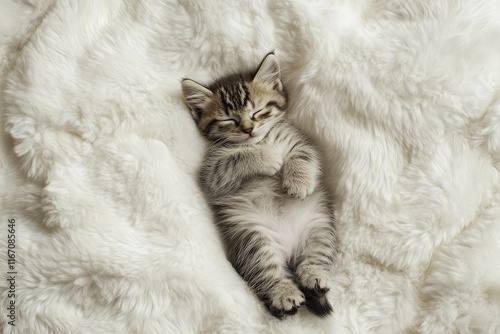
{"left": 182, "top": 53, "right": 337, "bottom": 319}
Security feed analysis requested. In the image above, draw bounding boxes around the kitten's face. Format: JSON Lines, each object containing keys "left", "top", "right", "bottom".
{"left": 182, "top": 53, "right": 287, "bottom": 145}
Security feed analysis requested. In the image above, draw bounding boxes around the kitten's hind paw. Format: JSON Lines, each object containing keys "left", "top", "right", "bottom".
{"left": 297, "top": 267, "right": 333, "bottom": 317}
{"left": 297, "top": 266, "right": 331, "bottom": 294}
{"left": 265, "top": 282, "right": 305, "bottom": 319}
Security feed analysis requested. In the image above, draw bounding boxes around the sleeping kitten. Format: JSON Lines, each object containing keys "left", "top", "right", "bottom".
{"left": 181, "top": 53, "right": 337, "bottom": 319}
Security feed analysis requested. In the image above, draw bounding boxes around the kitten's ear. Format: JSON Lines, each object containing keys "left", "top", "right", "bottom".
{"left": 253, "top": 53, "right": 281, "bottom": 85}
{"left": 181, "top": 79, "right": 212, "bottom": 119}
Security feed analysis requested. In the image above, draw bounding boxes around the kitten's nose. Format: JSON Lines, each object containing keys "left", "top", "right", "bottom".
{"left": 242, "top": 127, "right": 254, "bottom": 134}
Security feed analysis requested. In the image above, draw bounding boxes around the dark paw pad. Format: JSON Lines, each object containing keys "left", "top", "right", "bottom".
{"left": 267, "top": 306, "right": 299, "bottom": 319}
{"left": 268, "top": 305, "right": 286, "bottom": 320}
{"left": 266, "top": 299, "right": 305, "bottom": 319}
{"left": 315, "top": 278, "right": 330, "bottom": 294}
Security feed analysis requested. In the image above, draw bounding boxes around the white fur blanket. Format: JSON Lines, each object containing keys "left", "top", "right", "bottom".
{"left": 1, "top": 1, "right": 500, "bottom": 333}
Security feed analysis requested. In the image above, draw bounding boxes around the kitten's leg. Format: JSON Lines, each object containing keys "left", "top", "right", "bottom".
{"left": 203, "top": 146, "right": 282, "bottom": 198}
{"left": 219, "top": 221, "right": 305, "bottom": 319}
{"left": 282, "top": 144, "right": 320, "bottom": 200}
{"left": 294, "top": 210, "right": 337, "bottom": 317}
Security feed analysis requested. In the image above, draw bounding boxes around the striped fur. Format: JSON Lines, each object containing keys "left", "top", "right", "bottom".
{"left": 182, "top": 53, "right": 337, "bottom": 319}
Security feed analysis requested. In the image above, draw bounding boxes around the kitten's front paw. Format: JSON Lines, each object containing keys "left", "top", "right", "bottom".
{"left": 266, "top": 281, "right": 305, "bottom": 319}
{"left": 260, "top": 149, "right": 283, "bottom": 176}
{"left": 282, "top": 175, "right": 316, "bottom": 199}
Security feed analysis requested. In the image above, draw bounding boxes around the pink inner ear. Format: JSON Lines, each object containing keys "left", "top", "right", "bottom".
{"left": 182, "top": 80, "right": 212, "bottom": 108}
{"left": 254, "top": 54, "right": 281, "bottom": 84}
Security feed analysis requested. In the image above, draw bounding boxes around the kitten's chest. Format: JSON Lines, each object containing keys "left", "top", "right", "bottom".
{"left": 261, "top": 129, "right": 294, "bottom": 159}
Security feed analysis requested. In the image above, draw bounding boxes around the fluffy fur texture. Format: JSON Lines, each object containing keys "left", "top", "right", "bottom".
{"left": 1, "top": 0, "right": 500, "bottom": 333}
{"left": 183, "top": 53, "right": 337, "bottom": 319}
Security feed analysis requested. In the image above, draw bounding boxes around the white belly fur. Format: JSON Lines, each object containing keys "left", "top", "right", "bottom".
{"left": 225, "top": 176, "right": 329, "bottom": 260}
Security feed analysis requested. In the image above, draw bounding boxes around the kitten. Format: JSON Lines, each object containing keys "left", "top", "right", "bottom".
{"left": 181, "top": 53, "right": 337, "bottom": 319}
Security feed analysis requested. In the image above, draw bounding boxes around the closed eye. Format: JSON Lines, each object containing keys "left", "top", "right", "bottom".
{"left": 251, "top": 109, "right": 264, "bottom": 120}
{"left": 218, "top": 119, "right": 238, "bottom": 125}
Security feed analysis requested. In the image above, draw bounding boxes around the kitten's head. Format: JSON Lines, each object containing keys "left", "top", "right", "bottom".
{"left": 182, "top": 53, "right": 287, "bottom": 145}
